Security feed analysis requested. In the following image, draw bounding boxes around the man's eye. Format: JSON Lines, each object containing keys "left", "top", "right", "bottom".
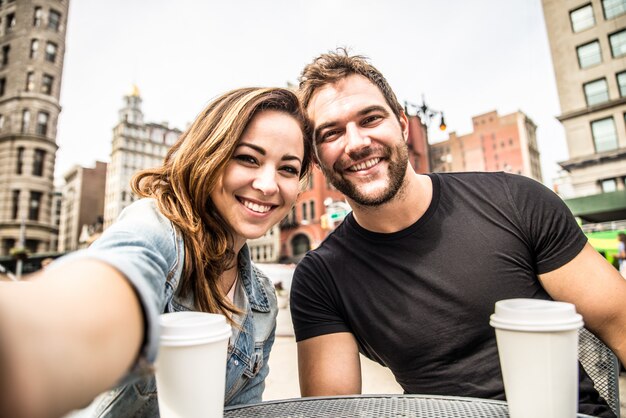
{"left": 362, "top": 115, "right": 382, "bottom": 125}
{"left": 320, "top": 130, "right": 340, "bottom": 143}
{"left": 234, "top": 154, "right": 257, "bottom": 165}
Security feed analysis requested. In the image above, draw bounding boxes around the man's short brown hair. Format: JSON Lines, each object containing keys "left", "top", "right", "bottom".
{"left": 298, "top": 47, "right": 404, "bottom": 122}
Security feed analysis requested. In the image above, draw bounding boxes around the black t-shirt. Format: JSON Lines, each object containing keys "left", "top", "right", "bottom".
{"left": 291, "top": 172, "right": 614, "bottom": 417}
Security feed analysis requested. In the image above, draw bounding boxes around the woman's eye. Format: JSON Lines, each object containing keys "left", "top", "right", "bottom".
{"left": 234, "top": 154, "right": 257, "bottom": 165}
{"left": 280, "top": 165, "right": 300, "bottom": 176}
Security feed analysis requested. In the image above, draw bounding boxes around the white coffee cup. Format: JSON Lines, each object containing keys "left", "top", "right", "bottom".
{"left": 155, "top": 312, "right": 232, "bottom": 418}
{"left": 489, "top": 298, "right": 584, "bottom": 418}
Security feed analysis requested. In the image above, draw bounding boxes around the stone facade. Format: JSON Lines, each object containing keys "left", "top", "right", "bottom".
{"left": 542, "top": 0, "right": 626, "bottom": 215}
{"left": 0, "top": 0, "right": 69, "bottom": 255}
{"left": 103, "top": 88, "right": 181, "bottom": 228}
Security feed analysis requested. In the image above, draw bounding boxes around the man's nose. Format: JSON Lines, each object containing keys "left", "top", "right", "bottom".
{"left": 344, "top": 123, "right": 371, "bottom": 154}
{"left": 252, "top": 167, "right": 279, "bottom": 195}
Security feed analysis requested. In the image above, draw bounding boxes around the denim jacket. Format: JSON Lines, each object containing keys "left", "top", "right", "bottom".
{"left": 56, "top": 199, "right": 278, "bottom": 416}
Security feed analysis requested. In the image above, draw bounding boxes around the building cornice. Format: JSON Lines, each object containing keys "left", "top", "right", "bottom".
{"left": 558, "top": 147, "right": 626, "bottom": 171}
{"left": 557, "top": 97, "right": 626, "bottom": 122}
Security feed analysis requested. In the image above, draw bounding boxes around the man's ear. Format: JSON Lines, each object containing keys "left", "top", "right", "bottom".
{"left": 400, "top": 111, "right": 409, "bottom": 142}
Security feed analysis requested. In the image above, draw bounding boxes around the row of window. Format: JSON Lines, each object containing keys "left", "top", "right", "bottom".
{"left": 15, "top": 146, "right": 46, "bottom": 176}
{"left": 301, "top": 200, "right": 316, "bottom": 221}
{"left": 0, "top": 109, "right": 50, "bottom": 135}
{"left": 570, "top": 0, "right": 625, "bottom": 33}
{"left": 576, "top": 29, "right": 626, "bottom": 69}
{"left": 0, "top": 38, "right": 58, "bottom": 68}
{"left": 590, "top": 114, "right": 626, "bottom": 152}
{"left": 25, "top": 71, "right": 55, "bottom": 95}
{"left": 583, "top": 70, "right": 626, "bottom": 106}
{"left": 1, "top": 5, "right": 62, "bottom": 35}
{"left": 11, "top": 189, "right": 43, "bottom": 221}
{"left": 33, "top": 6, "right": 62, "bottom": 31}
{"left": 600, "top": 176, "right": 625, "bottom": 192}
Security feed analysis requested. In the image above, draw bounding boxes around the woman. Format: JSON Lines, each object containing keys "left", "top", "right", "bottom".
{"left": 0, "top": 87, "right": 312, "bottom": 418}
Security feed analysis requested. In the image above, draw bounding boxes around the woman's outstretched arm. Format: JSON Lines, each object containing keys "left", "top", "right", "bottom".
{"left": 0, "top": 259, "right": 144, "bottom": 418}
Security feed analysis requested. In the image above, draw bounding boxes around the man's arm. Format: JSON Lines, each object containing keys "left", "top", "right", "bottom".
{"left": 539, "top": 242, "right": 626, "bottom": 365}
{"left": 297, "top": 332, "right": 362, "bottom": 396}
{"left": 0, "top": 260, "right": 144, "bottom": 418}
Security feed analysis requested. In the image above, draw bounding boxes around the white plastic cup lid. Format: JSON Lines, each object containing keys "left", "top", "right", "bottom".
{"left": 489, "top": 298, "right": 583, "bottom": 332}
{"left": 159, "top": 312, "right": 232, "bottom": 346}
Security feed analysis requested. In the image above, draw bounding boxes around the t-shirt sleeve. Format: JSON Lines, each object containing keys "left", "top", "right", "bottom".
{"left": 290, "top": 252, "right": 351, "bottom": 342}
{"left": 504, "top": 174, "right": 587, "bottom": 274}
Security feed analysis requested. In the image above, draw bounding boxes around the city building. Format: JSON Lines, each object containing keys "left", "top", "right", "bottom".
{"left": 58, "top": 161, "right": 107, "bottom": 252}
{"left": 103, "top": 87, "right": 181, "bottom": 228}
{"left": 406, "top": 114, "right": 431, "bottom": 174}
{"left": 0, "top": 0, "right": 69, "bottom": 255}
{"left": 49, "top": 186, "right": 61, "bottom": 251}
{"left": 430, "top": 110, "right": 543, "bottom": 183}
{"left": 542, "top": 0, "right": 626, "bottom": 222}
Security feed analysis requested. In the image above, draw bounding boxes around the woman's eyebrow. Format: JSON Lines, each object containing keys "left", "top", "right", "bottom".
{"left": 237, "top": 142, "right": 302, "bottom": 164}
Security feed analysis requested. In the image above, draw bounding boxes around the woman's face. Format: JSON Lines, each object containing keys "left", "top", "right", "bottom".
{"left": 210, "top": 110, "right": 305, "bottom": 243}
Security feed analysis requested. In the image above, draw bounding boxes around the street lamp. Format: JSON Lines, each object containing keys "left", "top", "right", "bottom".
{"left": 404, "top": 95, "right": 446, "bottom": 131}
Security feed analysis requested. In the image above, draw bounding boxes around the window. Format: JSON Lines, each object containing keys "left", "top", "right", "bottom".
{"left": 36, "top": 111, "right": 49, "bottom": 135}
{"left": 583, "top": 78, "right": 609, "bottom": 106}
{"left": 0, "top": 78, "right": 5, "bottom": 96}
{"left": 577, "top": 40, "right": 602, "bottom": 68}
{"left": 16, "top": 146, "right": 24, "bottom": 174}
{"left": 48, "top": 9, "right": 61, "bottom": 31}
{"left": 11, "top": 190, "right": 19, "bottom": 219}
{"left": 591, "top": 117, "right": 618, "bottom": 152}
{"left": 0, "top": 114, "right": 4, "bottom": 130}
{"left": 25, "top": 71, "right": 35, "bottom": 92}
{"left": 41, "top": 74, "right": 53, "bottom": 95}
{"left": 33, "top": 6, "right": 42, "bottom": 26}
{"left": 21, "top": 110, "right": 30, "bottom": 133}
{"left": 1, "top": 44, "right": 9, "bottom": 66}
{"left": 609, "top": 30, "right": 626, "bottom": 58}
{"left": 570, "top": 4, "right": 595, "bottom": 32}
{"left": 603, "top": 0, "right": 626, "bottom": 19}
{"left": 301, "top": 202, "right": 307, "bottom": 221}
{"left": 33, "top": 149, "right": 45, "bottom": 176}
{"left": 28, "top": 191, "right": 42, "bottom": 221}
{"left": 45, "top": 42, "right": 57, "bottom": 63}
{"left": 617, "top": 71, "right": 626, "bottom": 97}
{"left": 5, "top": 13, "right": 15, "bottom": 33}
{"left": 30, "top": 39, "right": 38, "bottom": 59}
{"left": 309, "top": 200, "right": 316, "bottom": 220}
{"left": 601, "top": 178, "right": 617, "bottom": 192}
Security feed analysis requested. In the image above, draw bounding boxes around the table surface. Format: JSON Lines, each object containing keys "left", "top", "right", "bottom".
{"left": 223, "top": 394, "right": 598, "bottom": 417}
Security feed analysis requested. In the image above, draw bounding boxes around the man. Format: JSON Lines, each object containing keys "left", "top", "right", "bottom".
{"left": 290, "top": 49, "right": 626, "bottom": 417}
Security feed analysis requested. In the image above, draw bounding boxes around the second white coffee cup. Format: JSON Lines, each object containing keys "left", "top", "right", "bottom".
{"left": 155, "top": 312, "right": 232, "bottom": 418}
{"left": 490, "top": 298, "right": 584, "bottom": 418}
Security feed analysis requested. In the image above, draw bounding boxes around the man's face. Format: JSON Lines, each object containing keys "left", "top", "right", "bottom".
{"left": 307, "top": 74, "right": 409, "bottom": 207}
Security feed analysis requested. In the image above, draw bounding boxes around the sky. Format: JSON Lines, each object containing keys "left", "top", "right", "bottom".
{"left": 55, "top": 0, "right": 567, "bottom": 187}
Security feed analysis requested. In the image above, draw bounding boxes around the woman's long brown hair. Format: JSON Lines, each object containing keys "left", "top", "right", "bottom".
{"left": 131, "top": 87, "right": 312, "bottom": 318}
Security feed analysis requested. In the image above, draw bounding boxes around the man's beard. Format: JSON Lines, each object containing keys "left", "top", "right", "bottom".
{"left": 321, "top": 140, "right": 409, "bottom": 207}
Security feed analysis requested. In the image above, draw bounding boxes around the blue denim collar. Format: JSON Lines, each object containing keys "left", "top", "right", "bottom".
{"left": 238, "top": 244, "right": 271, "bottom": 312}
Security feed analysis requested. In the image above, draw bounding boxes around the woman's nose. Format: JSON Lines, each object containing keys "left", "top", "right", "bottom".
{"left": 252, "top": 168, "right": 279, "bottom": 195}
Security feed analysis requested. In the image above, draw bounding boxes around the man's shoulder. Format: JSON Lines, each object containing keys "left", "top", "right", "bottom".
{"left": 433, "top": 171, "right": 546, "bottom": 194}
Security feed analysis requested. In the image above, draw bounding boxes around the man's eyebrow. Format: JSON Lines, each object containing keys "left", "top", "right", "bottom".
{"left": 237, "top": 142, "right": 302, "bottom": 164}
{"left": 313, "top": 105, "right": 391, "bottom": 143}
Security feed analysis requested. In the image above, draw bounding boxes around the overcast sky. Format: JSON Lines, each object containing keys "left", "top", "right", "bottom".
{"left": 55, "top": 0, "right": 566, "bottom": 186}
